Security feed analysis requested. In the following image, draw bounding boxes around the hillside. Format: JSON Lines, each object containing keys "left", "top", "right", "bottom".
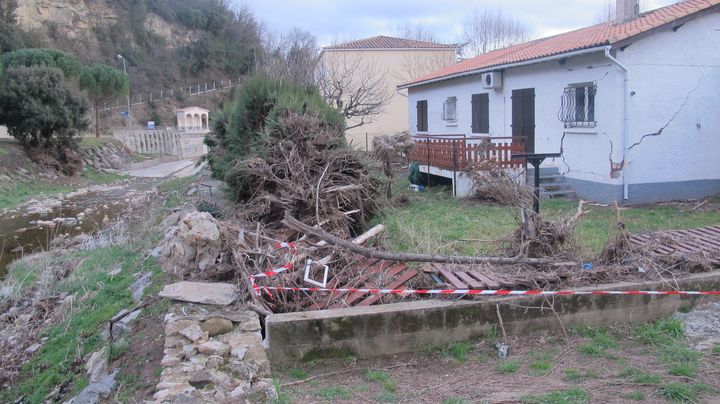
{"left": 13, "top": 0, "right": 261, "bottom": 93}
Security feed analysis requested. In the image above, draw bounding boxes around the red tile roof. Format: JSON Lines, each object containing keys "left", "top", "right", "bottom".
{"left": 324, "top": 35, "right": 458, "bottom": 50}
{"left": 401, "top": 0, "right": 720, "bottom": 88}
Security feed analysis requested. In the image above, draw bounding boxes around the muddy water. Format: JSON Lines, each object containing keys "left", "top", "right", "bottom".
{"left": 0, "top": 179, "right": 160, "bottom": 277}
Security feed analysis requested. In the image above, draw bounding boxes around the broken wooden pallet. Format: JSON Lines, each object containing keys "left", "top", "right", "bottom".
{"left": 433, "top": 265, "right": 557, "bottom": 290}
{"left": 307, "top": 257, "right": 418, "bottom": 310}
{"left": 628, "top": 225, "right": 720, "bottom": 263}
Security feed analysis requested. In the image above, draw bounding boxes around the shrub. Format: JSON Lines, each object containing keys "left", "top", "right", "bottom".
{"left": 0, "top": 66, "right": 88, "bottom": 149}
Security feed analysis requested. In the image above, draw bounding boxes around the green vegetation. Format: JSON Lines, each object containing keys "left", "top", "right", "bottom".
{"left": 363, "top": 369, "right": 397, "bottom": 394}
{"left": 0, "top": 66, "right": 88, "bottom": 152}
{"left": 623, "top": 391, "right": 645, "bottom": 401}
{"left": 635, "top": 318, "right": 685, "bottom": 345}
{"left": 81, "top": 167, "right": 128, "bottom": 184}
{"left": 521, "top": 387, "right": 590, "bottom": 403}
{"left": 288, "top": 368, "right": 308, "bottom": 379}
{"left": 374, "top": 189, "right": 720, "bottom": 257}
{"left": 618, "top": 368, "right": 662, "bottom": 385}
{"left": 78, "top": 63, "right": 128, "bottom": 137}
{"left": 0, "top": 48, "right": 83, "bottom": 78}
{"left": 440, "top": 342, "right": 473, "bottom": 363}
{"left": 0, "top": 181, "right": 74, "bottom": 210}
{"left": 208, "top": 75, "right": 345, "bottom": 194}
{"left": 563, "top": 368, "right": 598, "bottom": 383}
{"left": 317, "top": 386, "right": 352, "bottom": 400}
{"left": 1, "top": 244, "right": 162, "bottom": 402}
{"left": 496, "top": 359, "right": 520, "bottom": 374}
{"left": 713, "top": 343, "right": 720, "bottom": 354}
{"left": 657, "top": 383, "right": 698, "bottom": 402}
{"left": 529, "top": 359, "right": 552, "bottom": 375}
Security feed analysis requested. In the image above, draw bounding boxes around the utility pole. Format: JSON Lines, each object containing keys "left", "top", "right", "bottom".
{"left": 117, "top": 55, "right": 132, "bottom": 127}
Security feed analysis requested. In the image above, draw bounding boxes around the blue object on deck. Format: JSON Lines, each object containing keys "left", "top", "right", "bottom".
{"left": 409, "top": 184, "right": 425, "bottom": 193}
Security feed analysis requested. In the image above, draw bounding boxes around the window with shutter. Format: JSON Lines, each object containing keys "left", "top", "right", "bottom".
{"left": 471, "top": 93, "right": 489, "bottom": 133}
{"left": 416, "top": 100, "right": 428, "bottom": 132}
{"left": 442, "top": 97, "right": 457, "bottom": 121}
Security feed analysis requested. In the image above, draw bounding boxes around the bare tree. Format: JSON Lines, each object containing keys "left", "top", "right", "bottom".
{"left": 394, "top": 22, "right": 440, "bottom": 43}
{"left": 462, "top": 7, "right": 530, "bottom": 57}
{"left": 259, "top": 27, "right": 318, "bottom": 87}
{"left": 315, "top": 53, "right": 393, "bottom": 130}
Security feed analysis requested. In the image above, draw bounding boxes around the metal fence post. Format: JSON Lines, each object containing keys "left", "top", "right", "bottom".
{"left": 452, "top": 141, "right": 458, "bottom": 197}
{"left": 426, "top": 140, "right": 431, "bottom": 188}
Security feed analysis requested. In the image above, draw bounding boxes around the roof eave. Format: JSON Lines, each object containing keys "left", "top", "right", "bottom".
{"left": 398, "top": 45, "right": 609, "bottom": 90}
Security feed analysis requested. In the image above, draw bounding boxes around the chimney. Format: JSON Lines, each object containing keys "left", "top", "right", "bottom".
{"left": 616, "top": 0, "right": 640, "bottom": 23}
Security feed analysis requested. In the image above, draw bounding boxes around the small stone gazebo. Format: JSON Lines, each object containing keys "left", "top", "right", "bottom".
{"left": 176, "top": 107, "right": 209, "bottom": 133}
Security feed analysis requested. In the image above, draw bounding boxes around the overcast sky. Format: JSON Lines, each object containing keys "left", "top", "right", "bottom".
{"left": 235, "top": 0, "right": 677, "bottom": 47}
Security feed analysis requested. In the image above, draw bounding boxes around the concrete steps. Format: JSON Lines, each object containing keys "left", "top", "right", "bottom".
{"left": 527, "top": 167, "right": 576, "bottom": 199}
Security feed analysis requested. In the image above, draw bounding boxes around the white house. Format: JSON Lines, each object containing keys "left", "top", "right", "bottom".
{"left": 399, "top": 0, "right": 720, "bottom": 203}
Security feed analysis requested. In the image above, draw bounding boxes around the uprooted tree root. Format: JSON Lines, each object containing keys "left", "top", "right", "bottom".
{"left": 506, "top": 207, "right": 583, "bottom": 259}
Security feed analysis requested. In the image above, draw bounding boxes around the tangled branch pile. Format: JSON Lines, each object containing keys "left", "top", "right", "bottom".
{"left": 467, "top": 159, "right": 532, "bottom": 207}
{"left": 372, "top": 131, "right": 415, "bottom": 198}
{"left": 225, "top": 112, "right": 377, "bottom": 237}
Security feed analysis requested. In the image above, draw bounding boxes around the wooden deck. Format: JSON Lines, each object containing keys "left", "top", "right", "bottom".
{"left": 409, "top": 135, "right": 525, "bottom": 171}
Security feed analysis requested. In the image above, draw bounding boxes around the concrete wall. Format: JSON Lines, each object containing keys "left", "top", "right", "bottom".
{"left": 266, "top": 271, "right": 720, "bottom": 364}
{"left": 318, "top": 49, "right": 457, "bottom": 150}
{"left": 112, "top": 130, "right": 208, "bottom": 159}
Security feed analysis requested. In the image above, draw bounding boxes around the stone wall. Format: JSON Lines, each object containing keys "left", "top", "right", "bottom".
{"left": 266, "top": 271, "right": 720, "bottom": 365}
{"left": 113, "top": 130, "right": 208, "bottom": 159}
{"left": 155, "top": 303, "right": 277, "bottom": 402}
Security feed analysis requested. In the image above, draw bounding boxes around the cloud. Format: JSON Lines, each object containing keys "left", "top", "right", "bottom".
{"left": 236, "top": 0, "right": 679, "bottom": 46}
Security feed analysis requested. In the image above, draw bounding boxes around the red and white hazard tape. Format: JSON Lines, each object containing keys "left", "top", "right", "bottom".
{"left": 249, "top": 243, "right": 720, "bottom": 297}
{"left": 252, "top": 284, "right": 720, "bottom": 297}
{"left": 249, "top": 242, "right": 298, "bottom": 282}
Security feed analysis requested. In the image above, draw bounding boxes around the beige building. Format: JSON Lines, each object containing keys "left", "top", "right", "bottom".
{"left": 318, "top": 36, "right": 458, "bottom": 149}
{"left": 176, "top": 107, "right": 210, "bottom": 133}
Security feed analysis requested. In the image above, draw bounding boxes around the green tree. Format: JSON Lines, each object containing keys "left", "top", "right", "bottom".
{"left": 78, "top": 63, "right": 128, "bottom": 137}
{"left": 0, "top": 0, "right": 22, "bottom": 52}
{"left": 0, "top": 66, "right": 89, "bottom": 149}
{"left": 0, "top": 48, "right": 83, "bottom": 78}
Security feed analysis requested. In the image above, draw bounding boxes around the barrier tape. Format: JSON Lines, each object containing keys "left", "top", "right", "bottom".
{"left": 249, "top": 242, "right": 720, "bottom": 298}
{"left": 255, "top": 285, "right": 720, "bottom": 296}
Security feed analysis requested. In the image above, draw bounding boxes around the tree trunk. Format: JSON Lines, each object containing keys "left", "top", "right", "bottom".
{"left": 94, "top": 102, "right": 100, "bottom": 138}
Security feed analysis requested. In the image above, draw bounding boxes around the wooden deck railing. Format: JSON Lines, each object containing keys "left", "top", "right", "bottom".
{"left": 409, "top": 135, "right": 525, "bottom": 170}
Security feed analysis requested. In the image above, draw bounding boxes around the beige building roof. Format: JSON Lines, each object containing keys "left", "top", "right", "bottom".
{"left": 324, "top": 35, "right": 459, "bottom": 50}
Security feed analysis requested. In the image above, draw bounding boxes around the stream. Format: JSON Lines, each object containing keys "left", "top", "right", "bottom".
{"left": 0, "top": 178, "right": 161, "bottom": 278}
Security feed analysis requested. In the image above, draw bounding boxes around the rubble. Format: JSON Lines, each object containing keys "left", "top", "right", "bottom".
{"left": 159, "top": 212, "right": 223, "bottom": 278}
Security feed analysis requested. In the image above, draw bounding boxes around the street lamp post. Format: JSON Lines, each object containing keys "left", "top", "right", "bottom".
{"left": 117, "top": 55, "right": 132, "bottom": 127}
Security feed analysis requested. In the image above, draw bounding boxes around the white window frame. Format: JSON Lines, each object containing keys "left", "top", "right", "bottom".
{"left": 442, "top": 96, "right": 457, "bottom": 122}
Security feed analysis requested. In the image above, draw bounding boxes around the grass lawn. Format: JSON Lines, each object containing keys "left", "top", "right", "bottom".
{"left": 373, "top": 185, "right": 720, "bottom": 258}
{"left": 0, "top": 182, "right": 74, "bottom": 211}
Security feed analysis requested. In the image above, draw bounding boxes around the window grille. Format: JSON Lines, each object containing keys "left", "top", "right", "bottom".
{"left": 558, "top": 84, "right": 596, "bottom": 128}
{"left": 442, "top": 97, "right": 457, "bottom": 121}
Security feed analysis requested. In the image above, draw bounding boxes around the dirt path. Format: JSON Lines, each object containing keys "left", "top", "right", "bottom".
{"left": 121, "top": 159, "right": 197, "bottom": 178}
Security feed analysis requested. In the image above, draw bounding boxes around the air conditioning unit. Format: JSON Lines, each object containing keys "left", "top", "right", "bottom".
{"left": 483, "top": 71, "right": 502, "bottom": 90}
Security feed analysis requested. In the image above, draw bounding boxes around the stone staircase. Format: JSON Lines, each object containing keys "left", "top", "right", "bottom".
{"left": 527, "top": 167, "right": 576, "bottom": 199}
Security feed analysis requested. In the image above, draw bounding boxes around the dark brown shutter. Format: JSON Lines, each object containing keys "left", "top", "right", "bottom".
{"left": 416, "top": 100, "right": 428, "bottom": 132}
{"left": 471, "top": 94, "right": 489, "bottom": 133}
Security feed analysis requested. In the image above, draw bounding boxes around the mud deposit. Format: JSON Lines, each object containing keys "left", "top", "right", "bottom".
{"left": 0, "top": 179, "right": 160, "bottom": 276}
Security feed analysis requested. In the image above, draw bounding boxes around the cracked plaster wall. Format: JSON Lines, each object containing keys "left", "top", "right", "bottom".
{"left": 621, "top": 11, "right": 720, "bottom": 187}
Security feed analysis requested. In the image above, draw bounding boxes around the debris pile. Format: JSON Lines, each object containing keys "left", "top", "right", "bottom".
{"left": 225, "top": 112, "right": 377, "bottom": 238}
{"left": 372, "top": 131, "right": 415, "bottom": 198}
{"left": 467, "top": 159, "right": 532, "bottom": 207}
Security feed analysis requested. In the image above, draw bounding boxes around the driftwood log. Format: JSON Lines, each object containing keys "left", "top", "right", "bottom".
{"left": 283, "top": 212, "right": 566, "bottom": 266}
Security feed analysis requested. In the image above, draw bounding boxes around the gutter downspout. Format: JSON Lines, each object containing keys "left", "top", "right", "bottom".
{"left": 604, "top": 46, "right": 630, "bottom": 200}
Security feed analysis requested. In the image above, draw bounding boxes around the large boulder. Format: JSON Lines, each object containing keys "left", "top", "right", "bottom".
{"left": 159, "top": 212, "right": 222, "bottom": 278}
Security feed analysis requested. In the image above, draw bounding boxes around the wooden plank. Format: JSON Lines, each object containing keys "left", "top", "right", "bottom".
{"left": 680, "top": 229, "right": 720, "bottom": 249}
{"left": 308, "top": 258, "right": 383, "bottom": 310}
{"left": 330, "top": 262, "right": 407, "bottom": 309}
{"left": 356, "top": 269, "right": 418, "bottom": 307}
{"left": 438, "top": 268, "right": 468, "bottom": 289}
{"left": 454, "top": 271, "right": 485, "bottom": 288}
{"left": 468, "top": 271, "right": 501, "bottom": 288}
